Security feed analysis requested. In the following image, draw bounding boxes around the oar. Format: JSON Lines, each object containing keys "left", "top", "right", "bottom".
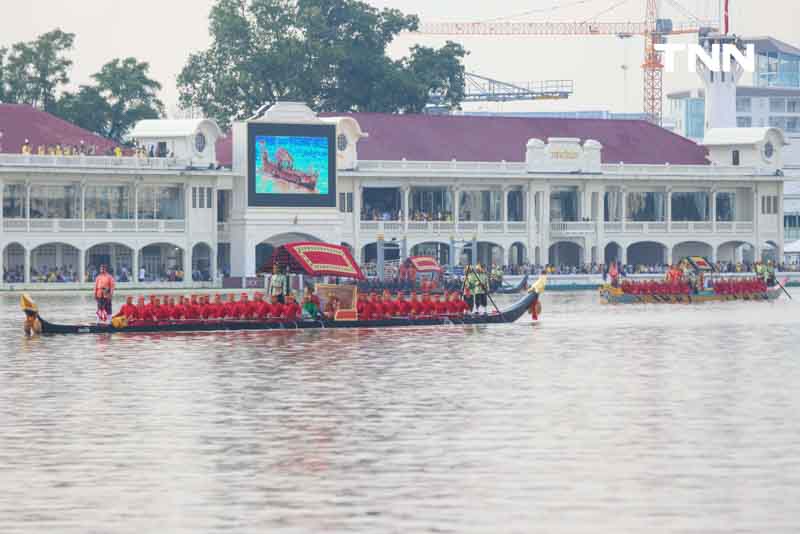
{"left": 775, "top": 278, "right": 792, "bottom": 300}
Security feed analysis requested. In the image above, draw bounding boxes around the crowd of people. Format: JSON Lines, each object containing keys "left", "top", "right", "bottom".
{"left": 359, "top": 206, "right": 456, "bottom": 223}
{"left": 19, "top": 139, "right": 175, "bottom": 159}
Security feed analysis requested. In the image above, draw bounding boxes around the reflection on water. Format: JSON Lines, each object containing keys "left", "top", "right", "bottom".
{"left": 1, "top": 291, "right": 799, "bottom": 533}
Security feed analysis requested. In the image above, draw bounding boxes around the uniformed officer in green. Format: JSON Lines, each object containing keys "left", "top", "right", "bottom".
{"left": 268, "top": 264, "right": 289, "bottom": 303}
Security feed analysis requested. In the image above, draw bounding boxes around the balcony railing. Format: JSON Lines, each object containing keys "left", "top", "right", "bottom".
{"left": 550, "top": 221, "right": 595, "bottom": 234}
{"left": 2, "top": 218, "right": 186, "bottom": 233}
{"left": 359, "top": 220, "right": 532, "bottom": 236}
{"left": 0, "top": 153, "right": 195, "bottom": 170}
{"left": 603, "top": 220, "right": 755, "bottom": 234}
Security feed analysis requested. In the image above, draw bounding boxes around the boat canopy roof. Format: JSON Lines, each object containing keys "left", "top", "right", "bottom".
{"left": 685, "top": 256, "right": 716, "bottom": 272}
{"left": 260, "top": 242, "right": 365, "bottom": 280}
{"left": 405, "top": 256, "right": 443, "bottom": 273}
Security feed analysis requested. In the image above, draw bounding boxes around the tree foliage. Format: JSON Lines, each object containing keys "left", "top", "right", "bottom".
{"left": 0, "top": 29, "right": 164, "bottom": 142}
{"left": 178, "top": 0, "right": 467, "bottom": 128}
{"left": 2, "top": 29, "right": 75, "bottom": 112}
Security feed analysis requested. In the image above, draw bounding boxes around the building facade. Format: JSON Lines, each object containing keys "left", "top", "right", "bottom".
{"left": 0, "top": 104, "right": 789, "bottom": 288}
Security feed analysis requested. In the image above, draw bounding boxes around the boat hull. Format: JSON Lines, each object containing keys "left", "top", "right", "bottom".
{"left": 600, "top": 286, "right": 783, "bottom": 304}
{"left": 494, "top": 274, "right": 528, "bottom": 294}
{"left": 38, "top": 292, "right": 539, "bottom": 335}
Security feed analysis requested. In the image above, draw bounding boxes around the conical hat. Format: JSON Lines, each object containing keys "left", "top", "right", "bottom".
{"left": 20, "top": 293, "right": 38, "bottom": 312}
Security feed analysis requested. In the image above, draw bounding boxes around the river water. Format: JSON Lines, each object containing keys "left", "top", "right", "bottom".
{"left": 1, "top": 290, "right": 799, "bottom": 533}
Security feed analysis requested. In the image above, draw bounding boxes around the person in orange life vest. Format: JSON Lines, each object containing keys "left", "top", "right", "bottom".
{"left": 115, "top": 296, "right": 138, "bottom": 320}
{"left": 395, "top": 293, "right": 410, "bottom": 316}
{"left": 269, "top": 294, "right": 284, "bottom": 318}
{"left": 222, "top": 294, "right": 237, "bottom": 318}
{"left": 407, "top": 292, "right": 421, "bottom": 316}
{"left": 282, "top": 293, "right": 301, "bottom": 320}
{"left": 94, "top": 264, "right": 116, "bottom": 321}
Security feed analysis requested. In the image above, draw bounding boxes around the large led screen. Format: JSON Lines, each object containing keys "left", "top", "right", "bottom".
{"left": 247, "top": 122, "right": 336, "bottom": 208}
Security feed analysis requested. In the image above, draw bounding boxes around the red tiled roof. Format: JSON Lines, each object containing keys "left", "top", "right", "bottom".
{"left": 0, "top": 103, "right": 118, "bottom": 154}
{"left": 215, "top": 112, "right": 709, "bottom": 167}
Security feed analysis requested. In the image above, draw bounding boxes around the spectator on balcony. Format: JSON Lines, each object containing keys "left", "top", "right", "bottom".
{"left": 114, "top": 146, "right": 123, "bottom": 157}
{"left": 21, "top": 139, "right": 32, "bottom": 154}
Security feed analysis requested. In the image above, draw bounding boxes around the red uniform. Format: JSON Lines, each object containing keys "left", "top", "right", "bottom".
{"left": 222, "top": 299, "right": 238, "bottom": 319}
{"left": 270, "top": 301, "right": 285, "bottom": 318}
{"left": 383, "top": 299, "right": 397, "bottom": 317}
{"left": 396, "top": 298, "right": 411, "bottom": 316}
{"left": 419, "top": 297, "right": 434, "bottom": 316}
{"left": 408, "top": 298, "right": 421, "bottom": 316}
{"left": 434, "top": 299, "right": 449, "bottom": 316}
{"left": 282, "top": 301, "right": 301, "bottom": 320}
{"left": 256, "top": 301, "right": 273, "bottom": 319}
{"left": 171, "top": 303, "right": 185, "bottom": 320}
{"left": 118, "top": 301, "right": 137, "bottom": 319}
{"left": 153, "top": 304, "right": 171, "bottom": 322}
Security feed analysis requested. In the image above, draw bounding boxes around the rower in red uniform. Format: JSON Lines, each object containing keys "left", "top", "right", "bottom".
{"left": 153, "top": 298, "right": 171, "bottom": 322}
{"left": 115, "top": 296, "right": 138, "bottom": 321}
{"left": 433, "top": 294, "right": 449, "bottom": 316}
{"left": 359, "top": 293, "right": 375, "bottom": 321}
{"left": 235, "top": 293, "right": 253, "bottom": 319}
{"left": 419, "top": 293, "right": 435, "bottom": 317}
{"left": 447, "top": 292, "right": 463, "bottom": 316}
{"left": 223, "top": 294, "right": 238, "bottom": 319}
{"left": 356, "top": 293, "right": 368, "bottom": 319}
{"left": 254, "top": 293, "right": 272, "bottom": 319}
{"left": 396, "top": 293, "right": 410, "bottom": 317}
{"left": 408, "top": 292, "right": 421, "bottom": 316}
{"left": 282, "top": 294, "right": 301, "bottom": 320}
{"left": 370, "top": 293, "right": 384, "bottom": 318}
{"left": 269, "top": 295, "right": 284, "bottom": 318}
{"left": 382, "top": 292, "right": 396, "bottom": 317}
{"left": 136, "top": 296, "right": 153, "bottom": 322}
{"left": 182, "top": 296, "right": 198, "bottom": 320}
{"left": 206, "top": 294, "right": 222, "bottom": 319}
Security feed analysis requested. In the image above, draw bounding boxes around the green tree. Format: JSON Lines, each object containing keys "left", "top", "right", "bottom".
{"left": 3, "top": 29, "right": 75, "bottom": 112}
{"left": 55, "top": 86, "right": 110, "bottom": 135}
{"left": 178, "top": 0, "right": 467, "bottom": 128}
{"left": 91, "top": 57, "right": 164, "bottom": 142}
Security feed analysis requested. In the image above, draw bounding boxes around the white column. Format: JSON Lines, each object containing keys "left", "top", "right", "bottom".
{"left": 403, "top": 186, "right": 410, "bottom": 227}
{"left": 453, "top": 187, "right": 460, "bottom": 224}
{"left": 666, "top": 188, "right": 672, "bottom": 232}
{"left": 132, "top": 247, "right": 139, "bottom": 283}
{"left": 78, "top": 248, "right": 85, "bottom": 284}
{"left": 133, "top": 184, "right": 139, "bottom": 231}
{"left": 24, "top": 246, "right": 31, "bottom": 283}
{"left": 778, "top": 181, "right": 785, "bottom": 263}
{"left": 753, "top": 185, "right": 761, "bottom": 260}
{"left": 184, "top": 244, "right": 193, "bottom": 287}
{"left": 80, "top": 181, "right": 86, "bottom": 231}
{"left": 710, "top": 188, "right": 717, "bottom": 233}
{"left": 620, "top": 187, "right": 627, "bottom": 233}
{"left": 26, "top": 182, "right": 31, "bottom": 232}
{"left": 501, "top": 187, "right": 508, "bottom": 224}
{"left": 353, "top": 181, "right": 362, "bottom": 256}
{"left": 209, "top": 245, "right": 217, "bottom": 283}
{"left": 0, "top": 182, "right": 4, "bottom": 244}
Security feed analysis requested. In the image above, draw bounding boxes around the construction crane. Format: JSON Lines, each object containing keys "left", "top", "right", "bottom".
{"left": 428, "top": 72, "right": 574, "bottom": 107}
{"left": 416, "top": 0, "right": 719, "bottom": 126}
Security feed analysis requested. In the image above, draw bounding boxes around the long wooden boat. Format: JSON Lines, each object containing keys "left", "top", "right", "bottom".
{"left": 600, "top": 284, "right": 785, "bottom": 304}
{"left": 494, "top": 274, "right": 528, "bottom": 294}
{"left": 32, "top": 287, "right": 542, "bottom": 336}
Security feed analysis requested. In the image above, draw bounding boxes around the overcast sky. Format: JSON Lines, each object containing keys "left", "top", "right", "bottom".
{"left": 2, "top": 0, "right": 798, "bottom": 117}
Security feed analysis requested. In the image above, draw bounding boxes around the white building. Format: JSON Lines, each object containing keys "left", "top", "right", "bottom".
{"left": 0, "top": 102, "right": 789, "bottom": 288}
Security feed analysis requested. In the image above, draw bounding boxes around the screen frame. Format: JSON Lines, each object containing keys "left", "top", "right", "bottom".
{"left": 247, "top": 122, "right": 337, "bottom": 208}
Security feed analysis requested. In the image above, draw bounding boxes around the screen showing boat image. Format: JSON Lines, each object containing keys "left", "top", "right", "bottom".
{"left": 254, "top": 135, "right": 329, "bottom": 195}
{"left": 247, "top": 122, "right": 336, "bottom": 208}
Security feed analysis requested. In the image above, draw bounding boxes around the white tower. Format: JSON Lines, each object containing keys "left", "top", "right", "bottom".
{"left": 697, "top": 34, "right": 745, "bottom": 132}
